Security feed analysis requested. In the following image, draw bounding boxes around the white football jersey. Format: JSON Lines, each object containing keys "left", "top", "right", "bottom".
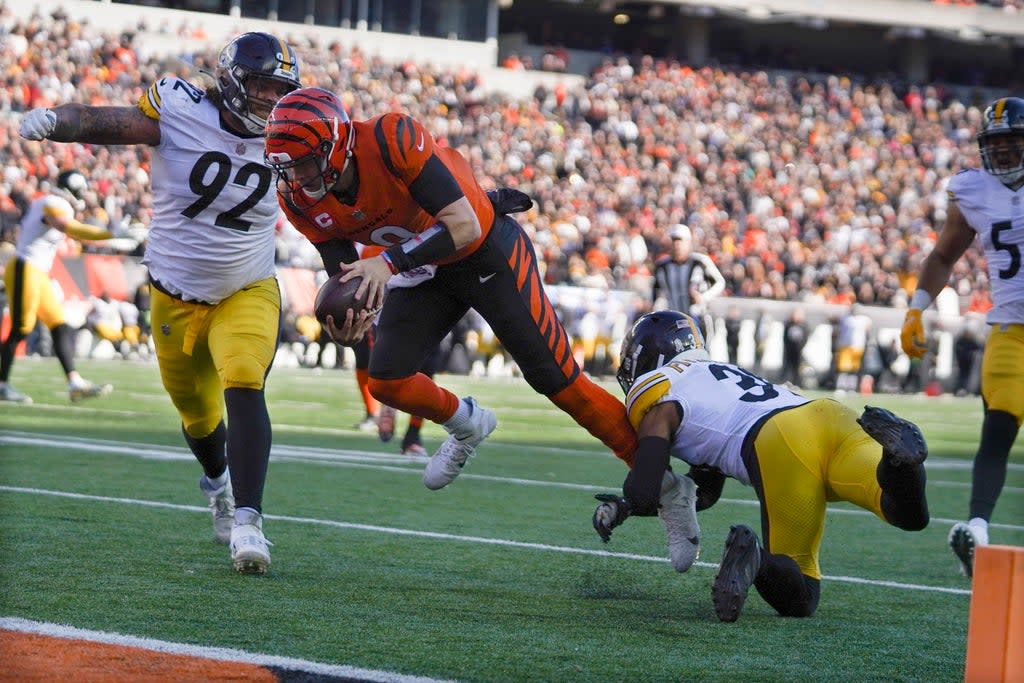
{"left": 138, "top": 77, "right": 278, "bottom": 304}
{"left": 15, "top": 194, "right": 74, "bottom": 272}
{"left": 948, "top": 168, "right": 1024, "bottom": 324}
{"left": 625, "top": 358, "right": 808, "bottom": 485}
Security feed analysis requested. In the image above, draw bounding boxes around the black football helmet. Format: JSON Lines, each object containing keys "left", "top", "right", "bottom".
{"left": 617, "top": 310, "right": 709, "bottom": 393}
{"left": 56, "top": 170, "right": 87, "bottom": 201}
{"left": 979, "top": 97, "right": 1024, "bottom": 188}
{"left": 216, "top": 32, "right": 301, "bottom": 134}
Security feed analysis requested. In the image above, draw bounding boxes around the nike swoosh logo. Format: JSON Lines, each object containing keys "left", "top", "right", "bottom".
{"left": 479, "top": 273, "right": 495, "bottom": 283}
{"left": 416, "top": 133, "right": 425, "bottom": 152}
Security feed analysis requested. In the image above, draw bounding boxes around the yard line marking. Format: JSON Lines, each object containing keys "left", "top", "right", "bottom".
{"left": 929, "top": 480, "right": 1024, "bottom": 494}
{"left": 3, "top": 431, "right": 1023, "bottom": 533}
{"left": 0, "top": 485, "right": 972, "bottom": 596}
{"left": 0, "top": 617, "right": 456, "bottom": 683}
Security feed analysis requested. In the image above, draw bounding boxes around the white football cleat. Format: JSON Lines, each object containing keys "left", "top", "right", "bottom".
{"left": 69, "top": 380, "right": 113, "bottom": 403}
{"left": 423, "top": 397, "right": 497, "bottom": 490}
{"left": 230, "top": 508, "right": 271, "bottom": 575}
{"left": 659, "top": 470, "right": 701, "bottom": 572}
{"left": 199, "top": 473, "right": 235, "bottom": 544}
{"left": 0, "top": 384, "right": 33, "bottom": 403}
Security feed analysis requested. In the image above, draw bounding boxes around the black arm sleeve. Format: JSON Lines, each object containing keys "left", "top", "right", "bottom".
{"left": 622, "top": 436, "right": 672, "bottom": 516}
{"left": 314, "top": 239, "right": 360, "bottom": 277}
{"left": 407, "top": 155, "right": 463, "bottom": 215}
{"left": 688, "top": 465, "right": 727, "bottom": 512}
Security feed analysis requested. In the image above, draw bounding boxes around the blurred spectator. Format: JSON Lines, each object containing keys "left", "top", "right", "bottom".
{"left": 87, "top": 291, "right": 125, "bottom": 347}
{"left": 835, "top": 304, "right": 872, "bottom": 393}
{"left": 781, "top": 308, "right": 809, "bottom": 386}
{"left": 724, "top": 306, "right": 742, "bottom": 365}
{"left": 953, "top": 322, "right": 983, "bottom": 397}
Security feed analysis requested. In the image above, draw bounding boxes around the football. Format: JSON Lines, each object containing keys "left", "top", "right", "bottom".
{"left": 314, "top": 274, "right": 369, "bottom": 325}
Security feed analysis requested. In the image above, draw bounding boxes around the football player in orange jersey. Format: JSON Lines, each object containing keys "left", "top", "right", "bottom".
{"left": 349, "top": 243, "right": 435, "bottom": 455}
{"left": 265, "top": 87, "right": 638, "bottom": 489}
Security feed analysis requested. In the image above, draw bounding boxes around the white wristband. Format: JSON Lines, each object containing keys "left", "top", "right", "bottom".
{"left": 909, "top": 290, "right": 932, "bottom": 311}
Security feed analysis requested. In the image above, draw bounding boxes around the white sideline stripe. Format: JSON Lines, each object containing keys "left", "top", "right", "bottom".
{"left": 0, "top": 617, "right": 456, "bottom": 683}
{"left": 3, "top": 431, "right": 1023, "bottom": 533}
{"left": 0, "top": 485, "right": 972, "bottom": 596}
{"left": 4, "top": 400, "right": 1003, "bottom": 457}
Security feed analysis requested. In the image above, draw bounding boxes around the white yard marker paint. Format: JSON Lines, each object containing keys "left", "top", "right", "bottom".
{"left": 0, "top": 485, "right": 972, "bottom": 596}
{"left": 0, "top": 617, "right": 457, "bottom": 683}
{"left": 3, "top": 432, "right": 1022, "bottom": 532}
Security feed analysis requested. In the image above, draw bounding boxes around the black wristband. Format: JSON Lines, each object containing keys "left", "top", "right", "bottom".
{"left": 623, "top": 435, "right": 671, "bottom": 515}
{"left": 384, "top": 222, "right": 457, "bottom": 272}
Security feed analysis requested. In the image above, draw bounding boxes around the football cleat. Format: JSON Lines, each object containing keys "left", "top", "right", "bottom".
{"left": 378, "top": 404, "right": 396, "bottom": 443}
{"left": 659, "top": 471, "right": 701, "bottom": 572}
{"left": 857, "top": 405, "right": 928, "bottom": 466}
{"left": 712, "top": 525, "right": 763, "bottom": 623}
{"left": 69, "top": 380, "right": 113, "bottom": 403}
{"left": 199, "top": 474, "right": 235, "bottom": 544}
{"left": 423, "top": 397, "right": 497, "bottom": 490}
{"left": 230, "top": 508, "right": 272, "bottom": 575}
{"left": 949, "top": 522, "right": 988, "bottom": 578}
{"left": 0, "top": 384, "right": 33, "bottom": 404}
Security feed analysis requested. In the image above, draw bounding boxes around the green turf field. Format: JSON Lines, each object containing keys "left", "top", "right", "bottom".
{"left": 1, "top": 357, "right": 1021, "bottom": 682}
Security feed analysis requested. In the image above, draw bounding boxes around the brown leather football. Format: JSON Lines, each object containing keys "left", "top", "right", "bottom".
{"left": 314, "top": 274, "right": 368, "bottom": 325}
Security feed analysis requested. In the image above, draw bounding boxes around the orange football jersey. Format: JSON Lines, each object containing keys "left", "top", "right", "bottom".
{"left": 279, "top": 112, "right": 495, "bottom": 265}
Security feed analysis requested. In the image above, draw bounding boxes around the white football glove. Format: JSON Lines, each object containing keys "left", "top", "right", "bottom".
{"left": 19, "top": 108, "right": 57, "bottom": 140}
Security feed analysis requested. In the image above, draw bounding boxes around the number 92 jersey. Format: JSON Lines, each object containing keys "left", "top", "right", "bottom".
{"left": 137, "top": 77, "right": 278, "bottom": 304}
{"left": 949, "top": 168, "right": 1024, "bottom": 324}
{"left": 625, "top": 359, "right": 808, "bottom": 485}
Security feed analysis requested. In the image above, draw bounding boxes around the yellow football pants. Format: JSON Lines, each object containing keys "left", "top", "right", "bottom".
{"left": 150, "top": 277, "right": 280, "bottom": 438}
{"left": 752, "top": 399, "right": 886, "bottom": 579}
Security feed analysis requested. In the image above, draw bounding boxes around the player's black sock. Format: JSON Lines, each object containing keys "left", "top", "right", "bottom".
{"left": 969, "top": 409, "right": 1019, "bottom": 521}
{"left": 225, "top": 387, "right": 271, "bottom": 513}
{"left": 50, "top": 323, "right": 76, "bottom": 376}
{"left": 877, "top": 457, "right": 929, "bottom": 531}
{"left": 401, "top": 424, "right": 421, "bottom": 451}
{"left": 754, "top": 551, "right": 820, "bottom": 617}
{"left": 0, "top": 331, "right": 24, "bottom": 381}
{"left": 183, "top": 421, "right": 227, "bottom": 479}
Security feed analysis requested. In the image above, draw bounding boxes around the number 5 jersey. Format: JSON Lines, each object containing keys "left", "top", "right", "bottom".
{"left": 138, "top": 76, "right": 278, "bottom": 304}
{"left": 948, "top": 167, "right": 1024, "bottom": 325}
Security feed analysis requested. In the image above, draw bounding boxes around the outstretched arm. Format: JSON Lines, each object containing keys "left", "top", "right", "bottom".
{"left": 902, "top": 201, "right": 975, "bottom": 357}
{"left": 913, "top": 201, "right": 975, "bottom": 304}
{"left": 21, "top": 104, "right": 160, "bottom": 146}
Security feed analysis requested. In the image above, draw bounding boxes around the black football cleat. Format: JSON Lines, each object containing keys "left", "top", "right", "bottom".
{"left": 857, "top": 405, "right": 928, "bottom": 466}
{"left": 712, "top": 525, "right": 762, "bottom": 623}
{"left": 949, "top": 522, "right": 985, "bottom": 578}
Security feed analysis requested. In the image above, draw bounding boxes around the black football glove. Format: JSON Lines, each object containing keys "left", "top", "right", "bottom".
{"left": 593, "top": 494, "right": 632, "bottom": 543}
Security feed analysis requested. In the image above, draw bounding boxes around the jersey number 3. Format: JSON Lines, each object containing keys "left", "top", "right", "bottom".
{"left": 708, "top": 364, "right": 779, "bottom": 403}
{"left": 181, "top": 151, "right": 272, "bottom": 231}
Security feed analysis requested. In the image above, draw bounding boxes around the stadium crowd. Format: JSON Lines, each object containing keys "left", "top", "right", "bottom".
{"left": 0, "top": 5, "right": 997, "bottom": 350}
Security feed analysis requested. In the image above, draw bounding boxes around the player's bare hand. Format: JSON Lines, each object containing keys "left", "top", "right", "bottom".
{"left": 339, "top": 257, "right": 391, "bottom": 312}
{"left": 325, "top": 308, "right": 373, "bottom": 346}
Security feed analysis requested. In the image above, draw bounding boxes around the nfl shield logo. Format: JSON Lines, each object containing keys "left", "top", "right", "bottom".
{"left": 161, "top": 323, "right": 171, "bottom": 336}
{"left": 236, "top": 143, "right": 246, "bottom": 155}
{"left": 352, "top": 210, "right": 365, "bottom": 221}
